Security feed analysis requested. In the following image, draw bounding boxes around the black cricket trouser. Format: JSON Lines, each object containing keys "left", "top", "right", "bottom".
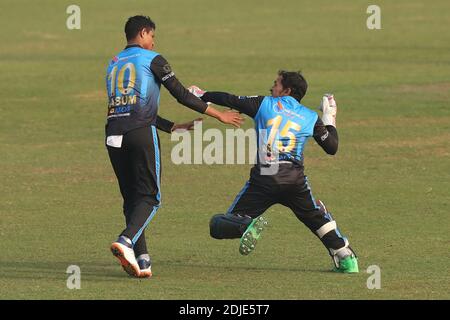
{"left": 227, "top": 169, "right": 346, "bottom": 251}
{"left": 106, "top": 125, "right": 161, "bottom": 257}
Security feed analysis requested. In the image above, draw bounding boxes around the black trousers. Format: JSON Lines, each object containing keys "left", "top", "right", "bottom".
{"left": 228, "top": 165, "right": 346, "bottom": 251}
{"left": 106, "top": 125, "right": 161, "bottom": 257}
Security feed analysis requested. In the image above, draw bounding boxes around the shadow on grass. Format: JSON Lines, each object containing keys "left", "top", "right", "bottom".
{"left": 0, "top": 260, "right": 134, "bottom": 282}
{"left": 0, "top": 259, "right": 341, "bottom": 285}
{"left": 157, "top": 259, "right": 334, "bottom": 274}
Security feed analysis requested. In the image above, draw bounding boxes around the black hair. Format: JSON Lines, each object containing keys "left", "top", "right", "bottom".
{"left": 278, "top": 70, "right": 308, "bottom": 102}
{"left": 124, "top": 15, "right": 156, "bottom": 41}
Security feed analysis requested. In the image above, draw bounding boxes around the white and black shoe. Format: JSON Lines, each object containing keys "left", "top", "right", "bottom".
{"left": 137, "top": 256, "right": 152, "bottom": 278}
{"left": 110, "top": 236, "right": 140, "bottom": 277}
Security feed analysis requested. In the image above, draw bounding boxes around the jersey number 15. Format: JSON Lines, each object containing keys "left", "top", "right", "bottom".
{"left": 266, "top": 115, "right": 301, "bottom": 153}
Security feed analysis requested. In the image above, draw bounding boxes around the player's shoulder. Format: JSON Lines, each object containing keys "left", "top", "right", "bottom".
{"left": 107, "top": 54, "right": 119, "bottom": 70}
{"left": 123, "top": 47, "right": 161, "bottom": 61}
{"left": 283, "top": 96, "right": 315, "bottom": 114}
{"left": 256, "top": 96, "right": 277, "bottom": 111}
{"left": 136, "top": 49, "right": 160, "bottom": 61}
{"left": 258, "top": 95, "right": 295, "bottom": 112}
{"left": 260, "top": 95, "right": 277, "bottom": 105}
{"left": 299, "top": 103, "right": 319, "bottom": 123}
{"left": 281, "top": 96, "right": 318, "bottom": 120}
{"left": 299, "top": 103, "right": 317, "bottom": 114}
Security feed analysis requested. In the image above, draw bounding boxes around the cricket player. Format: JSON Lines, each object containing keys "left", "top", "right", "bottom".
{"left": 189, "top": 71, "right": 359, "bottom": 273}
{"left": 105, "top": 15, "right": 243, "bottom": 278}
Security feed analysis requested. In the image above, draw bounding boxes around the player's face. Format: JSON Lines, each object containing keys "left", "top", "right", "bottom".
{"left": 270, "top": 75, "right": 290, "bottom": 97}
{"left": 140, "top": 28, "right": 155, "bottom": 50}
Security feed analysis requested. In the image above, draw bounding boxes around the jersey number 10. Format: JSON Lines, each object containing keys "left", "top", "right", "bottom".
{"left": 108, "top": 62, "right": 136, "bottom": 95}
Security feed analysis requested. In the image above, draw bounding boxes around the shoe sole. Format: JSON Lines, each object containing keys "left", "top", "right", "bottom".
{"left": 138, "top": 269, "right": 153, "bottom": 278}
{"left": 239, "top": 216, "right": 268, "bottom": 255}
{"left": 110, "top": 243, "right": 140, "bottom": 277}
{"left": 333, "top": 259, "right": 359, "bottom": 274}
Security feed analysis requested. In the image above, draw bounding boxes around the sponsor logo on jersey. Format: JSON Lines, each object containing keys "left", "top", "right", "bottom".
{"left": 320, "top": 131, "right": 329, "bottom": 141}
{"left": 108, "top": 105, "right": 131, "bottom": 114}
{"left": 238, "top": 95, "right": 258, "bottom": 99}
{"left": 110, "top": 56, "right": 118, "bottom": 65}
{"left": 118, "top": 53, "right": 141, "bottom": 61}
{"left": 161, "top": 71, "right": 175, "bottom": 82}
{"left": 271, "top": 103, "right": 305, "bottom": 120}
{"left": 109, "top": 95, "right": 137, "bottom": 107}
{"left": 163, "top": 64, "right": 172, "bottom": 73}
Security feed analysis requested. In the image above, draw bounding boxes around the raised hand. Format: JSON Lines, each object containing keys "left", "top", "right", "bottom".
{"left": 319, "top": 94, "right": 337, "bottom": 127}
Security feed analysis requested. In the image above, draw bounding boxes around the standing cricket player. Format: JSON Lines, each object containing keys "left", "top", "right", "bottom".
{"left": 105, "top": 16, "right": 243, "bottom": 278}
{"left": 189, "top": 71, "right": 358, "bottom": 273}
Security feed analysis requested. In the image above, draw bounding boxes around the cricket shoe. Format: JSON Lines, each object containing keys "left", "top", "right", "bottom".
{"left": 137, "top": 257, "right": 152, "bottom": 278}
{"left": 333, "top": 254, "right": 359, "bottom": 273}
{"left": 110, "top": 236, "right": 140, "bottom": 277}
{"left": 239, "top": 216, "right": 268, "bottom": 255}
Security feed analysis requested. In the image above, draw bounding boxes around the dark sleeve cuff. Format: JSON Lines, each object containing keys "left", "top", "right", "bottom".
{"left": 156, "top": 116, "right": 175, "bottom": 133}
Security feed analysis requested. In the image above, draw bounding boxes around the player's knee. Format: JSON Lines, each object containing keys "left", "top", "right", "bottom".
{"left": 209, "top": 213, "right": 252, "bottom": 239}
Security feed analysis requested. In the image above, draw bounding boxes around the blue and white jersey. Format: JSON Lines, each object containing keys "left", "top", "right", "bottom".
{"left": 254, "top": 96, "right": 318, "bottom": 164}
{"left": 105, "top": 46, "right": 161, "bottom": 135}
{"left": 200, "top": 91, "right": 337, "bottom": 184}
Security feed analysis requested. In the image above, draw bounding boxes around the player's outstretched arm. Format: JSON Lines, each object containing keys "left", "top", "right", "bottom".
{"left": 150, "top": 55, "right": 243, "bottom": 127}
{"left": 188, "top": 85, "right": 263, "bottom": 118}
{"left": 313, "top": 94, "right": 339, "bottom": 155}
{"left": 150, "top": 55, "right": 209, "bottom": 113}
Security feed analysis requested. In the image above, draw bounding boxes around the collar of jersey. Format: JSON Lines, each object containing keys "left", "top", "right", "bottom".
{"left": 124, "top": 44, "right": 143, "bottom": 50}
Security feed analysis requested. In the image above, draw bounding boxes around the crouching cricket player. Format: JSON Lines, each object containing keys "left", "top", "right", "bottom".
{"left": 189, "top": 71, "right": 358, "bottom": 273}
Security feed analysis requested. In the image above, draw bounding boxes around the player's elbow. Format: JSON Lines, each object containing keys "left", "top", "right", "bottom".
{"left": 328, "top": 149, "right": 338, "bottom": 156}
{"left": 175, "top": 95, "right": 185, "bottom": 105}
{"left": 325, "top": 145, "right": 338, "bottom": 155}
{"left": 176, "top": 97, "right": 193, "bottom": 109}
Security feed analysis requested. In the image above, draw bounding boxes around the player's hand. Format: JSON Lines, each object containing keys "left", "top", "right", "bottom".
{"left": 188, "top": 85, "right": 206, "bottom": 98}
{"left": 218, "top": 110, "right": 244, "bottom": 128}
{"left": 171, "top": 118, "right": 203, "bottom": 132}
{"left": 319, "top": 94, "right": 337, "bottom": 127}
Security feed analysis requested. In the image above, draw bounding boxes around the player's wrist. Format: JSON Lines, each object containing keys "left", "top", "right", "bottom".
{"left": 205, "top": 105, "right": 220, "bottom": 119}
{"left": 321, "top": 114, "right": 336, "bottom": 127}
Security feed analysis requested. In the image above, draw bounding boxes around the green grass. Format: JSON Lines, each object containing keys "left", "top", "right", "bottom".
{"left": 0, "top": 0, "right": 449, "bottom": 299}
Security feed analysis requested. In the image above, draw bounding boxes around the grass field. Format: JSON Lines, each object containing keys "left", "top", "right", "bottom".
{"left": 0, "top": 0, "right": 449, "bottom": 299}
